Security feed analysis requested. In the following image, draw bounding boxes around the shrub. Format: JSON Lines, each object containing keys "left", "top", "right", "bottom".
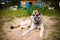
{"left": 40, "top": 5, "right": 48, "bottom": 14}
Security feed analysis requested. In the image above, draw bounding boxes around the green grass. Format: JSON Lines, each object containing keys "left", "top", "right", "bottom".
{"left": 0, "top": 8, "right": 28, "bottom": 17}
{"left": 41, "top": 9, "right": 60, "bottom": 16}
{"left": 0, "top": 8, "right": 60, "bottom": 17}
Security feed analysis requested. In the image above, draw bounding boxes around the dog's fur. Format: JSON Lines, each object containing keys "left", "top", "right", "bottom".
{"left": 20, "top": 10, "right": 44, "bottom": 37}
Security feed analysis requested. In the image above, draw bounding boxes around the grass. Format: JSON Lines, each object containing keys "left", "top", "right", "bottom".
{"left": 0, "top": 8, "right": 60, "bottom": 17}
{"left": 43, "top": 12, "right": 60, "bottom": 40}
{"left": 41, "top": 9, "right": 60, "bottom": 16}
{"left": 0, "top": 8, "right": 28, "bottom": 17}
{"left": 48, "top": 21, "right": 60, "bottom": 40}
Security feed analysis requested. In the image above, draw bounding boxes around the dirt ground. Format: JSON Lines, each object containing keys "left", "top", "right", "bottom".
{"left": 0, "top": 16, "right": 55, "bottom": 40}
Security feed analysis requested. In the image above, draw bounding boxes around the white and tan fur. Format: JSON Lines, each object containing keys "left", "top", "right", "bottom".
{"left": 20, "top": 10, "right": 44, "bottom": 38}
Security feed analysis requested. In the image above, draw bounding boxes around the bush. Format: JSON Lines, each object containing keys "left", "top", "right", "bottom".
{"left": 40, "top": 5, "right": 48, "bottom": 13}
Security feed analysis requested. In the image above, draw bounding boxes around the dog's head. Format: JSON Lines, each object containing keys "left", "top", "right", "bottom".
{"left": 32, "top": 10, "right": 41, "bottom": 24}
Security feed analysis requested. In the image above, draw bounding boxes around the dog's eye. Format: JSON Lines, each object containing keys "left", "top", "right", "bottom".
{"left": 36, "top": 14, "right": 38, "bottom": 16}
{"left": 38, "top": 14, "right": 40, "bottom": 15}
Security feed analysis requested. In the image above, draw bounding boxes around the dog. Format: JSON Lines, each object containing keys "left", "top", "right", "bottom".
{"left": 20, "top": 10, "right": 44, "bottom": 38}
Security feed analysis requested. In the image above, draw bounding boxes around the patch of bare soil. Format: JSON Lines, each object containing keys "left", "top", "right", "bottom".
{"left": 0, "top": 16, "right": 55, "bottom": 40}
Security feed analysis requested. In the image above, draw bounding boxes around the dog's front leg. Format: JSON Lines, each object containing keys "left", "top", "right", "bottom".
{"left": 21, "top": 23, "right": 35, "bottom": 37}
{"left": 39, "top": 23, "right": 44, "bottom": 38}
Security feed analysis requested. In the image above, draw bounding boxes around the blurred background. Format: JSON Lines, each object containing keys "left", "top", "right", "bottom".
{"left": 0, "top": 0, "right": 60, "bottom": 40}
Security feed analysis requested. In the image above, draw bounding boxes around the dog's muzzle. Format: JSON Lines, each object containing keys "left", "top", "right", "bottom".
{"left": 33, "top": 17, "right": 39, "bottom": 24}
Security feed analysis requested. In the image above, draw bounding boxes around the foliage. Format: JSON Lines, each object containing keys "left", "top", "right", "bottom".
{"left": 48, "top": 0, "right": 60, "bottom": 10}
{"left": 1, "top": 0, "right": 20, "bottom": 9}
{"left": 10, "top": 0, "right": 20, "bottom": 6}
{"left": 40, "top": 5, "right": 48, "bottom": 13}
